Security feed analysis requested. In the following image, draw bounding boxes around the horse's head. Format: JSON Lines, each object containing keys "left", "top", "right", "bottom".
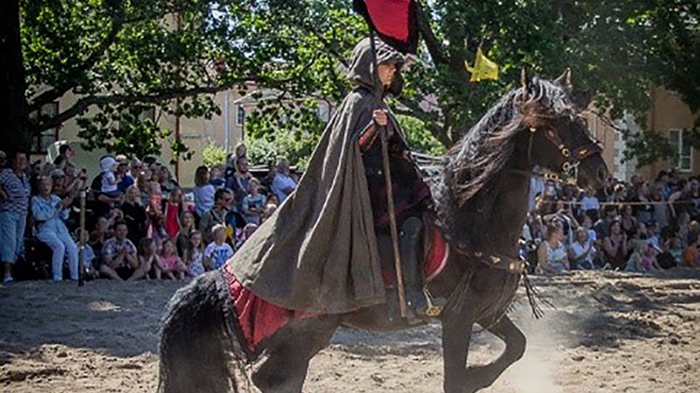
{"left": 519, "top": 69, "right": 608, "bottom": 190}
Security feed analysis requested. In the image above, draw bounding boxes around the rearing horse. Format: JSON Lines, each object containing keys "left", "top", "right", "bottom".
{"left": 158, "top": 70, "right": 608, "bottom": 393}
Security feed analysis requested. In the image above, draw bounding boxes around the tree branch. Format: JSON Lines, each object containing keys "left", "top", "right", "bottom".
{"left": 416, "top": 3, "right": 446, "bottom": 65}
{"left": 28, "top": 0, "right": 126, "bottom": 112}
{"left": 34, "top": 78, "right": 257, "bottom": 132}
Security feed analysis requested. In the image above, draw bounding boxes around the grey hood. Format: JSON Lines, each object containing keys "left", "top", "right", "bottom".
{"left": 347, "top": 37, "right": 405, "bottom": 93}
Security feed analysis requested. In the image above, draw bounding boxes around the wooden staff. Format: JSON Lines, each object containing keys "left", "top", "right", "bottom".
{"left": 78, "top": 181, "right": 86, "bottom": 287}
{"left": 368, "top": 30, "right": 408, "bottom": 318}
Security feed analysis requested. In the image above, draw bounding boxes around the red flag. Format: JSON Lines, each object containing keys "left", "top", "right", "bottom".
{"left": 353, "top": 0, "right": 419, "bottom": 54}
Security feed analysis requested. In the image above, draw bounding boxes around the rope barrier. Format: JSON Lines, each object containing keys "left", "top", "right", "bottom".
{"left": 539, "top": 199, "right": 697, "bottom": 206}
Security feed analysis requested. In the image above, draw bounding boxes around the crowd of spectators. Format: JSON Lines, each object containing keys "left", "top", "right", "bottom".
{"left": 523, "top": 171, "right": 700, "bottom": 274}
{"left": 0, "top": 143, "right": 297, "bottom": 283}
{"left": 1, "top": 143, "right": 698, "bottom": 284}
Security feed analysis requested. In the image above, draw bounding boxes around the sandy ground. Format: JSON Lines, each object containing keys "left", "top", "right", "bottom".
{"left": 0, "top": 269, "right": 698, "bottom": 393}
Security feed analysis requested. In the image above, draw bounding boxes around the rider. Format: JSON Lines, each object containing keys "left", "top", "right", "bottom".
{"left": 229, "top": 37, "right": 431, "bottom": 318}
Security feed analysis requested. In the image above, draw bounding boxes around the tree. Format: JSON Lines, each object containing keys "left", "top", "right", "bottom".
{"left": 234, "top": 0, "right": 698, "bottom": 161}
{"left": 3, "top": 0, "right": 697, "bottom": 167}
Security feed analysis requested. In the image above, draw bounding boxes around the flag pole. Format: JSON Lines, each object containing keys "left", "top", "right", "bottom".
{"left": 368, "top": 28, "right": 409, "bottom": 319}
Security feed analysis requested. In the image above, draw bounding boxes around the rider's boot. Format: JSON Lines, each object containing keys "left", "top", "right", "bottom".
{"left": 400, "top": 217, "right": 428, "bottom": 324}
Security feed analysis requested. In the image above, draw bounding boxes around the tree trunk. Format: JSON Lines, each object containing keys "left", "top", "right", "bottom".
{"left": 0, "top": 0, "right": 30, "bottom": 155}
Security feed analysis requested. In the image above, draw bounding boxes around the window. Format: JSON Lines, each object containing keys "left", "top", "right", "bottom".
{"left": 236, "top": 105, "right": 245, "bottom": 126}
{"left": 29, "top": 102, "right": 59, "bottom": 154}
{"left": 669, "top": 129, "right": 693, "bottom": 172}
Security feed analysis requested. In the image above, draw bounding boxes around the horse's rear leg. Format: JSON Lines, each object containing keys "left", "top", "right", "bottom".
{"left": 463, "top": 315, "right": 526, "bottom": 392}
{"left": 252, "top": 317, "right": 338, "bottom": 393}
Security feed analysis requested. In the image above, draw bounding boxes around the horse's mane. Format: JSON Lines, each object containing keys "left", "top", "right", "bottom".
{"left": 433, "top": 78, "right": 576, "bottom": 243}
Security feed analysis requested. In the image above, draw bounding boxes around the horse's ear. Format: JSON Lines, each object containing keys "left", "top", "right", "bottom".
{"left": 554, "top": 68, "right": 572, "bottom": 91}
{"left": 521, "top": 68, "right": 531, "bottom": 98}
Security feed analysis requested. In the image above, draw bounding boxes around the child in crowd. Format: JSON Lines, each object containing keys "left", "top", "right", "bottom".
{"left": 209, "top": 166, "right": 226, "bottom": 189}
{"left": 626, "top": 241, "right": 647, "bottom": 272}
{"left": 193, "top": 166, "right": 215, "bottom": 219}
{"left": 683, "top": 232, "right": 699, "bottom": 268}
{"left": 241, "top": 178, "right": 265, "bottom": 225}
{"left": 645, "top": 241, "right": 662, "bottom": 271}
{"left": 184, "top": 231, "right": 206, "bottom": 277}
{"left": 100, "top": 156, "right": 123, "bottom": 200}
{"left": 135, "top": 238, "right": 159, "bottom": 280}
{"left": 160, "top": 238, "right": 188, "bottom": 280}
{"left": 205, "top": 224, "right": 234, "bottom": 270}
{"left": 236, "top": 223, "right": 259, "bottom": 248}
{"left": 261, "top": 203, "right": 278, "bottom": 223}
{"left": 665, "top": 236, "right": 684, "bottom": 266}
{"left": 165, "top": 187, "right": 182, "bottom": 239}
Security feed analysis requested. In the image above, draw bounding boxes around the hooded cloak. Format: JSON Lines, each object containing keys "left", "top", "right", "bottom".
{"left": 229, "top": 38, "right": 406, "bottom": 313}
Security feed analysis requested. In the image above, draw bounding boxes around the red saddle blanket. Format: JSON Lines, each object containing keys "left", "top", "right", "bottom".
{"left": 223, "top": 228, "right": 449, "bottom": 354}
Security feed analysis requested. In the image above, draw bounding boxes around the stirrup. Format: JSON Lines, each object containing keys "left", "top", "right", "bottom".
{"left": 423, "top": 288, "right": 447, "bottom": 317}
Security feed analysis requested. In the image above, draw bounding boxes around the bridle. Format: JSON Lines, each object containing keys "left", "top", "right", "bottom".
{"left": 526, "top": 125, "right": 602, "bottom": 180}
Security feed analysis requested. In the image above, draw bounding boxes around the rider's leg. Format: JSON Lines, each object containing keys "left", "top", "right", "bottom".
{"left": 400, "top": 216, "right": 428, "bottom": 320}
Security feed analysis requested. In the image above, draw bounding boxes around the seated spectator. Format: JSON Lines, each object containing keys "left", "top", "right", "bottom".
{"left": 569, "top": 228, "right": 595, "bottom": 270}
{"left": 620, "top": 205, "right": 639, "bottom": 237}
{"left": 121, "top": 185, "right": 147, "bottom": 247}
{"left": 209, "top": 166, "right": 226, "bottom": 189}
{"left": 666, "top": 235, "right": 684, "bottom": 265}
{"left": 260, "top": 164, "right": 278, "bottom": 195}
{"left": 261, "top": 203, "right": 278, "bottom": 223}
{"left": 200, "top": 188, "right": 232, "bottom": 244}
{"left": 135, "top": 238, "right": 161, "bottom": 280}
{"left": 594, "top": 205, "right": 617, "bottom": 239}
{"left": 159, "top": 238, "right": 187, "bottom": 280}
{"left": 603, "top": 220, "right": 628, "bottom": 270}
{"left": 580, "top": 190, "right": 600, "bottom": 220}
{"left": 271, "top": 160, "right": 297, "bottom": 203}
{"left": 537, "top": 223, "right": 569, "bottom": 274}
{"left": 241, "top": 178, "right": 265, "bottom": 225}
{"left": 0, "top": 150, "right": 7, "bottom": 167}
{"left": 177, "top": 210, "right": 196, "bottom": 257}
{"left": 205, "top": 224, "right": 234, "bottom": 270}
{"left": 193, "top": 166, "right": 215, "bottom": 220}
{"left": 101, "top": 221, "right": 139, "bottom": 280}
{"left": 626, "top": 240, "right": 661, "bottom": 272}
{"left": 31, "top": 176, "right": 79, "bottom": 281}
{"left": 236, "top": 223, "right": 259, "bottom": 248}
{"left": 184, "top": 231, "right": 206, "bottom": 277}
{"left": 683, "top": 232, "right": 699, "bottom": 268}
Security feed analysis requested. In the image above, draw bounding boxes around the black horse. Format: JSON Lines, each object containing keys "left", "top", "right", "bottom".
{"left": 158, "top": 70, "right": 608, "bottom": 393}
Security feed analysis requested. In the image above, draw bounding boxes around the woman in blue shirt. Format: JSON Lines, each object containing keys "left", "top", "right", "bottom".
{"left": 31, "top": 176, "right": 79, "bottom": 281}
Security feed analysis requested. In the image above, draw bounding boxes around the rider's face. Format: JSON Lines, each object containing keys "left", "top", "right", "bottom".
{"left": 377, "top": 63, "right": 398, "bottom": 87}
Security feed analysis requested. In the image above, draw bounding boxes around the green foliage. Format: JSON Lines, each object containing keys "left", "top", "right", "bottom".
{"left": 14, "top": 0, "right": 699, "bottom": 168}
{"left": 244, "top": 98, "right": 326, "bottom": 169}
{"left": 397, "top": 115, "right": 445, "bottom": 156}
{"left": 202, "top": 140, "right": 227, "bottom": 167}
{"left": 247, "top": 128, "right": 320, "bottom": 171}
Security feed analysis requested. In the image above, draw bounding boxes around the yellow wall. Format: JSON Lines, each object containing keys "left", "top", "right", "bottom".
{"left": 640, "top": 87, "right": 700, "bottom": 180}
{"left": 42, "top": 89, "right": 249, "bottom": 188}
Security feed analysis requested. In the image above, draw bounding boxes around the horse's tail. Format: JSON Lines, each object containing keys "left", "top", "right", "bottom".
{"left": 158, "top": 270, "right": 245, "bottom": 393}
